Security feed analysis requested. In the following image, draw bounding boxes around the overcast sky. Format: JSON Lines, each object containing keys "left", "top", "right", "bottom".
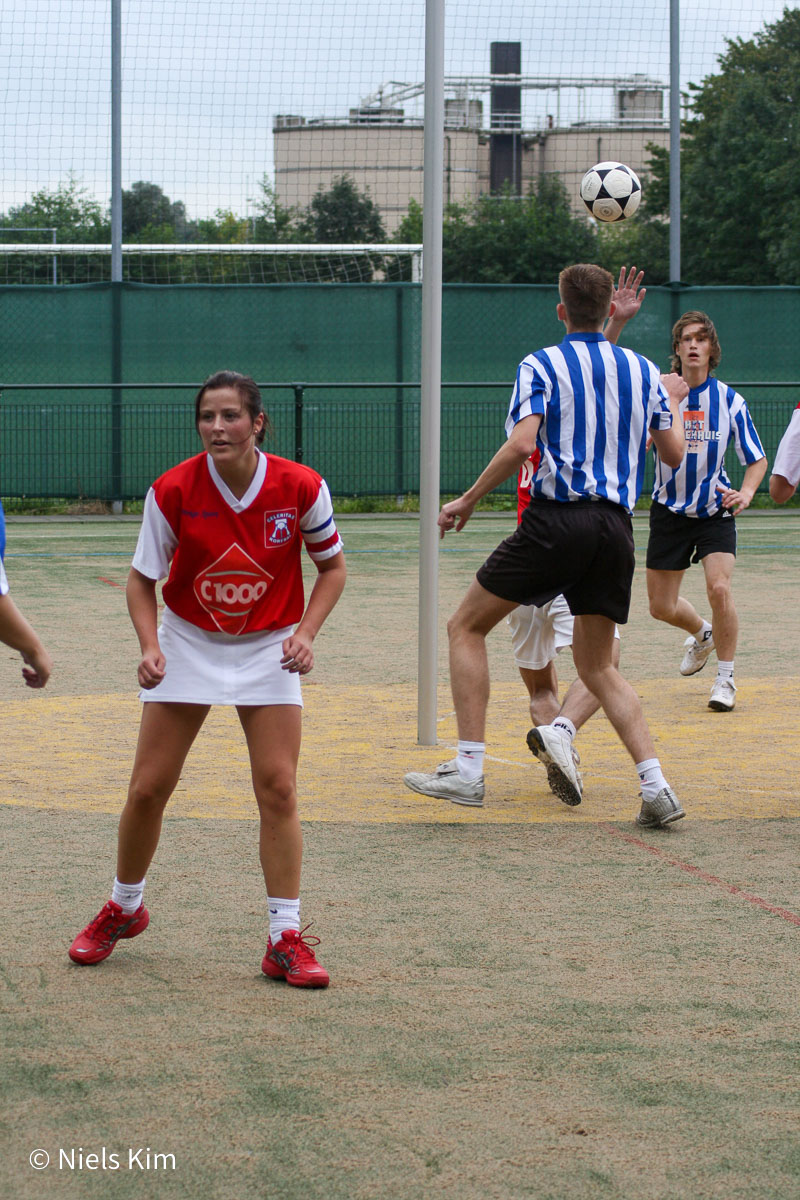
{"left": 1, "top": 0, "right": 792, "bottom": 220}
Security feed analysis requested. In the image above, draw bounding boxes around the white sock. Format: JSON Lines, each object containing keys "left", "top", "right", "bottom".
{"left": 456, "top": 740, "right": 485, "bottom": 780}
{"left": 111, "top": 877, "right": 145, "bottom": 914}
{"left": 552, "top": 717, "right": 577, "bottom": 741}
{"left": 636, "top": 758, "right": 668, "bottom": 801}
{"left": 695, "top": 620, "right": 713, "bottom": 645}
{"left": 716, "top": 660, "right": 735, "bottom": 681}
{"left": 268, "top": 896, "right": 300, "bottom": 944}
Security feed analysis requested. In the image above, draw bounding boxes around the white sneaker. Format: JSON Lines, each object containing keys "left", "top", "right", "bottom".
{"left": 680, "top": 632, "right": 715, "bottom": 676}
{"left": 708, "top": 677, "right": 736, "bottom": 712}
{"left": 403, "top": 759, "right": 485, "bottom": 807}
{"left": 636, "top": 785, "right": 685, "bottom": 828}
{"left": 526, "top": 726, "right": 583, "bottom": 806}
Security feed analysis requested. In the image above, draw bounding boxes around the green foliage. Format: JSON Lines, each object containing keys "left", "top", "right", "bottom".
{"left": 195, "top": 209, "right": 250, "bottom": 244}
{"left": 250, "top": 176, "right": 299, "bottom": 243}
{"left": 440, "top": 177, "right": 596, "bottom": 283}
{"left": 294, "top": 174, "right": 386, "bottom": 244}
{"left": 394, "top": 198, "right": 423, "bottom": 244}
{"left": 122, "top": 181, "right": 190, "bottom": 241}
{"left": 679, "top": 6, "right": 800, "bottom": 284}
{"left": 1, "top": 177, "right": 109, "bottom": 242}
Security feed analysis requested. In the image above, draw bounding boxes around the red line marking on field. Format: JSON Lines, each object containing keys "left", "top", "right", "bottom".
{"left": 98, "top": 576, "right": 124, "bottom": 588}
{"left": 600, "top": 822, "right": 800, "bottom": 927}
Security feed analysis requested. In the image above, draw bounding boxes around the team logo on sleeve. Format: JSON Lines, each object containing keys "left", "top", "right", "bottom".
{"left": 264, "top": 508, "right": 297, "bottom": 546}
{"left": 194, "top": 543, "right": 273, "bottom": 635}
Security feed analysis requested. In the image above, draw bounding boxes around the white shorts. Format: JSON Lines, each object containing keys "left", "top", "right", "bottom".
{"left": 140, "top": 607, "right": 303, "bottom": 707}
{"left": 507, "top": 595, "right": 575, "bottom": 670}
{"left": 506, "top": 595, "right": 620, "bottom": 669}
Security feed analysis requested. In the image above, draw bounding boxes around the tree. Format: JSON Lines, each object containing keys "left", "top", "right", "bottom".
{"left": 0, "top": 178, "right": 109, "bottom": 282}
{"left": 676, "top": 7, "right": 800, "bottom": 284}
{"left": 394, "top": 198, "right": 423, "bottom": 245}
{"left": 397, "top": 177, "right": 596, "bottom": 284}
{"left": 295, "top": 174, "right": 386, "bottom": 244}
{"left": 1, "top": 177, "right": 108, "bottom": 242}
{"left": 195, "top": 209, "right": 250, "bottom": 244}
{"left": 122, "top": 181, "right": 192, "bottom": 241}
{"left": 251, "top": 176, "right": 299, "bottom": 242}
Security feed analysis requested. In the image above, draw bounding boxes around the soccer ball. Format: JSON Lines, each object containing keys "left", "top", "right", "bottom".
{"left": 580, "top": 162, "right": 642, "bottom": 222}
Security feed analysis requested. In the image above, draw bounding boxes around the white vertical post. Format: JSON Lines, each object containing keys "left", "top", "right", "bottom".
{"left": 111, "top": 0, "right": 122, "bottom": 283}
{"left": 417, "top": 0, "right": 445, "bottom": 745}
{"left": 669, "top": 0, "right": 680, "bottom": 283}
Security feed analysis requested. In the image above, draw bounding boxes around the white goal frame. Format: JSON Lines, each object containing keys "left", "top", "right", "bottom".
{"left": 0, "top": 243, "right": 424, "bottom": 283}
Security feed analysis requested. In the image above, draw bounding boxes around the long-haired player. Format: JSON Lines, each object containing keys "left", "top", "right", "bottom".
{"left": 69, "top": 371, "right": 346, "bottom": 987}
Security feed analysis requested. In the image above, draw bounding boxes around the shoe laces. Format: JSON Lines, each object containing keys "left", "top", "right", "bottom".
{"left": 283, "top": 923, "right": 321, "bottom": 964}
{"left": 85, "top": 902, "right": 125, "bottom": 942}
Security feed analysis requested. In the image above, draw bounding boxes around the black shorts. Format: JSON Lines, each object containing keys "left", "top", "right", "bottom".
{"left": 646, "top": 502, "right": 737, "bottom": 571}
{"left": 476, "top": 497, "right": 636, "bottom": 625}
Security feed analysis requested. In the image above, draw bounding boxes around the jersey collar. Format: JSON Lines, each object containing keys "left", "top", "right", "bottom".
{"left": 563, "top": 332, "right": 605, "bottom": 344}
{"left": 206, "top": 449, "right": 267, "bottom": 512}
{"left": 687, "top": 377, "right": 711, "bottom": 407}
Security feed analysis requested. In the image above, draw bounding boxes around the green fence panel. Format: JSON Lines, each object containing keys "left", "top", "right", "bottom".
{"left": 1, "top": 282, "right": 797, "bottom": 499}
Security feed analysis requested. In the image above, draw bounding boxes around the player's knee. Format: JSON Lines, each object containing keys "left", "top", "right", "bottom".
{"left": 446, "top": 610, "right": 469, "bottom": 643}
{"left": 126, "top": 775, "right": 172, "bottom": 813}
{"left": 707, "top": 578, "right": 733, "bottom": 610}
{"left": 648, "top": 594, "right": 673, "bottom": 622}
{"left": 254, "top": 774, "right": 298, "bottom": 818}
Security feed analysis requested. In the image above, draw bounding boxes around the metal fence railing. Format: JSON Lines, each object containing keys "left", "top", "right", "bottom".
{"left": 1, "top": 380, "right": 796, "bottom": 503}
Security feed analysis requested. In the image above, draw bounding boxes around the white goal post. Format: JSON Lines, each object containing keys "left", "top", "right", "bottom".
{"left": 0, "top": 244, "right": 423, "bottom": 285}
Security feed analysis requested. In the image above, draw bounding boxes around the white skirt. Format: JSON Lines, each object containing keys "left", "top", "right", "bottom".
{"left": 139, "top": 607, "right": 303, "bottom": 706}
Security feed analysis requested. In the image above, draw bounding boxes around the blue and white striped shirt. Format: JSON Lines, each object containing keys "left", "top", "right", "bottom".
{"left": 505, "top": 333, "right": 673, "bottom": 513}
{"left": 651, "top": 377, "right": 765, "bottom": 518}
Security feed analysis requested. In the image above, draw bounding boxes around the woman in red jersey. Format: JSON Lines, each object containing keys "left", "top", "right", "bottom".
{"left": 69, "top": 371, "right": 346, "bottom": 987}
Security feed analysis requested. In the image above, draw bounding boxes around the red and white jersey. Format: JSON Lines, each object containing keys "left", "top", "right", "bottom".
{"left": 132, "top": 451, "right": 343, "bottom": 635}
{"left": 516, "top": 450, "right": 542, "bottom": 523}
{"left": 773, "top": 402, "right": 800, "bottom": 487}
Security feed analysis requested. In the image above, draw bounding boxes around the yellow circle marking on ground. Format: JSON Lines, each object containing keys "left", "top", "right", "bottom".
{"left": 1, "top": 680, "right": 796, "bottom": 823}
{"left": 3, "top": 681, "right": 796, "bottom": 820}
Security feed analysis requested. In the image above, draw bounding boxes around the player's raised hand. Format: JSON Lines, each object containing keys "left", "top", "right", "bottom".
{"left": 438, "top": 496, "right": 475, "bottom": 538}
{"left": 612, "top": 266, "right": 646, "bottom": 321}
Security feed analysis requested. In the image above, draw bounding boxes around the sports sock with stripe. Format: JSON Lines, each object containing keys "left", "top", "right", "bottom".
{"left": 636, "top": 758, "right": 668, "bottom": 802}
{"left": 111, "top": 877, "right": 145, "bottom": 914}
{"left": 268, "top": 896, "right": 301, "bottom": 943}
{"left": 456, "top": 741, "right": 485, "bottom": 780}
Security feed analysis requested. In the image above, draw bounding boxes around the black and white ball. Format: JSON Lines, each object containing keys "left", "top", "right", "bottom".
{"left": 580, "top": 161, "right": 642, "bottom": 222}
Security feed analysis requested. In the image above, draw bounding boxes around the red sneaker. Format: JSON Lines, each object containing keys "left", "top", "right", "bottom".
{"left": 69, "top": 900, "right": 149, "bottom": 965}
{"left": 261, "top": 925, "right": 330, "bottom": 988}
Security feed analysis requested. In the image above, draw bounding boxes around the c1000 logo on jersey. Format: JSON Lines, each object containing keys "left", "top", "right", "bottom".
{"left": 193, "top": 543, "right": 274, "bottom": 634}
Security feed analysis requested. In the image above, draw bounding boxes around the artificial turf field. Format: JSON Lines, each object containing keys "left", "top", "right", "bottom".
{"left": 1, "top": 512, "right": 798, "bottom": 1200}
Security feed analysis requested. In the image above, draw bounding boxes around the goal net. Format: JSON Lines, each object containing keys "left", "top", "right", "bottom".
{"left": 0, "top": 243, "right": 423, "bottom": 286}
